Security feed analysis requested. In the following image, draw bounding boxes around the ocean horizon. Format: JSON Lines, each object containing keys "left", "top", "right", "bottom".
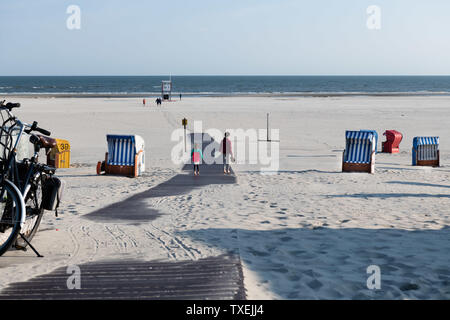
{"left": 2, "top": 75, "right": 450, "bottom": 96}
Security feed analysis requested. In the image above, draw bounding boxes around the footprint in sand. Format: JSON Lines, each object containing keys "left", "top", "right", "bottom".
{"left": 287, "top": 274, "right": 301, "bottom": 282}
{"left": 271, "top": 267, "right": 289, "bottom": 274}
{"left": 260, "top": 220, "right": 271, "bottom": 224}
{"left": 308, "top": 279, "right": 323, "bottom": 290}
{"left": 400, "top": 283, "right": 420, "bottom": 291}
{"left": 247, "top": 247, "right": 270, "bottom": 257}
{"left": 288, "top": 250, "right": 305, "bottom": 257}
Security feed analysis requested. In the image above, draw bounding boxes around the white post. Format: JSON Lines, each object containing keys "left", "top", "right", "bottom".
{"left": 184, "top": 126, "right": 186, "bottom": 152}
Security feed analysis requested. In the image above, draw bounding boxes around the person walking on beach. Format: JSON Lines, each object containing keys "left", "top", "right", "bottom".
{"left": 220, "top": 132, "right": 234, "bottom": 174}
{"left": 191, "top": 143, "right": 203, "bottom": 176}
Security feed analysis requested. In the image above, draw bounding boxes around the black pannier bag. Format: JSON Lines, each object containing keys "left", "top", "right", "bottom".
{"left": 42, "top": 176, "right": 65, "bottom": 215}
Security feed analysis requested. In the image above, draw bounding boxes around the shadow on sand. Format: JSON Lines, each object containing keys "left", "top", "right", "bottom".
{"left": 377, "top": 166, "right": 419, "bottom": 171}
{"left": 84, "top": 133, "right": 236, "bottom": 223}
{"left": 386, "top": 181, "right": 450, "bottom": 189}
{"left": 326, "top": 193, "right": 450, "bottom": 199}
{"left": 179, "top": 226, "right": 450, "bottom": 299}
{"left": 0, "top": 254, "right": 245, "bottom": 299}
{"left": 241, "top": 169, "right": 340, "bottom": 174}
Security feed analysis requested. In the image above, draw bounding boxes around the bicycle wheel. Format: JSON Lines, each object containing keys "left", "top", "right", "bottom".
{"left": 0, "top": 180, "right": 25, "bottom": 256}
{"left": 15, "top": 173, "right": 45, "bottom": 249}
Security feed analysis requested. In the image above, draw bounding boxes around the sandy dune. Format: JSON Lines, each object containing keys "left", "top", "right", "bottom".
{"left": 0, "top": 96, "right": 449, "bottom": 299}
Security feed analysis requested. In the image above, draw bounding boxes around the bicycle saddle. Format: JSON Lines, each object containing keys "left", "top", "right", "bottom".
{"left": 5, "top": 102, "right": 20, "bottom": 110}
{"left": 37, "top": 135, "right": 57, "bottom": 149}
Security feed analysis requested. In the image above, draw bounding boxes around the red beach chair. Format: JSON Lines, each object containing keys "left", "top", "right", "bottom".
{"left": 382, "top": 130, "right": 402, "bottom": 153}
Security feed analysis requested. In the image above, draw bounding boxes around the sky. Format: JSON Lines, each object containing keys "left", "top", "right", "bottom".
{"left": 1, "top": 0, "right": 450, "bottom": 76}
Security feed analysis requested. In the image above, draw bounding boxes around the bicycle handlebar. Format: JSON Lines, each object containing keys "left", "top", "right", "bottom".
{"left": 35, "top": 127, "right": 51, "bottom": 136}
{"left": 24, "top": 121, "right": 51, "bottom": 136}
{"left": 1, "top": 101, "right": 51, "bottom": 136}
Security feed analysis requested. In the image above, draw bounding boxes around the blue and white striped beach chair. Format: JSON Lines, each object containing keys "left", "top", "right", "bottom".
{"left": 97, "top": 134, "right": 145, "bottom": 177}
{"left": 360, "top": 130, "right": 378, "bottom": 152}
{"left": 342, "top": 130, "right": 376, "bottom": 173}
{"left": 412, "top": 136, "right": 439, "bottom": 167}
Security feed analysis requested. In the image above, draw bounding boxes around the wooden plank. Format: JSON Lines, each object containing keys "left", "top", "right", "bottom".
{"left": 0, "top": 255, "right": 246, "bottom": 300}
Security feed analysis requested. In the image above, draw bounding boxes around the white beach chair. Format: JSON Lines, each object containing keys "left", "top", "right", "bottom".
{"left": 97, "top": 134, "right": 145, "bottom": 177}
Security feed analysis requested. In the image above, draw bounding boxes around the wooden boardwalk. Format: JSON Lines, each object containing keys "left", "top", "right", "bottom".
{"left": 0, "top": 255, "right": 246, "bottom": 300}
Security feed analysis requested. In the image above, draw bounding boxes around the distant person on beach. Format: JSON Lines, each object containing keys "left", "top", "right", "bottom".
{"left": 143, "top": 98, "right": 146, "bottom": 106}
{"left": 156, "top": 98, "right": 162, "bottom": 106}
{"left": 180, "top": 93, "right": 182, "bottom": 100}
{"left": 220, "top": 132, "right": 234, "bottom": 174}
{"left": 191, "top": 143, "right": 203, "bottom": 176}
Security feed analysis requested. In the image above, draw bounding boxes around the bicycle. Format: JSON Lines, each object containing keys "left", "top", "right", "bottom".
{"left": 0, "top": 100, "right": 63, "bottom": 257}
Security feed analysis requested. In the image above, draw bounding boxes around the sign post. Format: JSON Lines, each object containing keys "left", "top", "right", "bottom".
{"left": 258, "top": 113, "right": 279, "bottom": 143}
{"left": 182, "top": 118, "right": 188, "bottom": 152}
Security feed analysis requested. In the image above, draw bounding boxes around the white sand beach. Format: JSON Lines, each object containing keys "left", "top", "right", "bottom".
{"left": 0, "top": 95, "right": 449, "bottom": 299}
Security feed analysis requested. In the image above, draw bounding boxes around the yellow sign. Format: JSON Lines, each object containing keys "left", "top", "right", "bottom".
{"left": 49, "top": 139, "right": 71, "bottom": 168}
{"left": 56, "top": 140, "right": 70, "bottom": 152}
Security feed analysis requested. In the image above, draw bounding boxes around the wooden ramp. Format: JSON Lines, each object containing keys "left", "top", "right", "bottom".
{"left": 0, "top": 255, "right": 246, "bottom": 300}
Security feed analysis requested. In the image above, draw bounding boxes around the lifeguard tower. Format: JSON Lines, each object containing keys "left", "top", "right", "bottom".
{"left": 161, "top": 80, "right": 172, "bottom": 101}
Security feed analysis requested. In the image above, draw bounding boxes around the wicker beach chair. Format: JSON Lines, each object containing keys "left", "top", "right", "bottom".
{"left": 342, "top": 130, "right": 376, "bottom": 174}
{"left": 97, "top": 134, "right": 145, "bottom": 177}
{"left": 360, "top": 129, "right": 378, "bottom": 152}
{"left": 382, "top": 130, "right": 403, "bottom": 153}
{"left": 412, "top": 136, "right": 439, "bottom": 167}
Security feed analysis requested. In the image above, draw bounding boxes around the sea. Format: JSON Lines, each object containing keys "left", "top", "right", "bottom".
{"left": 1, "top": 76, "right": 450, "bottom": 96}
